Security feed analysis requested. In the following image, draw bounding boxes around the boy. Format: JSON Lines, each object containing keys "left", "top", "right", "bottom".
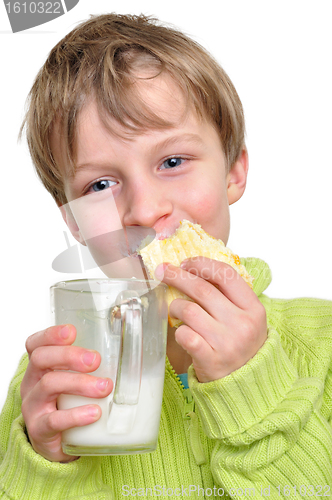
{"left": 1, "top": 13, "right": 332, "bottom": 499}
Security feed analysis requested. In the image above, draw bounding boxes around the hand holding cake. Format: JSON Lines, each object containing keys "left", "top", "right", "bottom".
{"left": 139, "top": 220, "right": 267, "bottom": 382}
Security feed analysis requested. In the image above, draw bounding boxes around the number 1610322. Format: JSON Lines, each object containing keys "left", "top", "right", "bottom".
{"left": 5, "top": 2, "right": 61, "bottom": 14}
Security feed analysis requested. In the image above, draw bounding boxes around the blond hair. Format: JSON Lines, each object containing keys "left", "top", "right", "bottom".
{"left": 21, "top": 13, "right": 245, "bottom": 205}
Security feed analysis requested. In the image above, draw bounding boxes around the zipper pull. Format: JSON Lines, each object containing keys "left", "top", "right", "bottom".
{"left": 183, "top": 388, "right": 195, "bottom": 419}
{"left": 183, "top": 388, "right": 207, "bottom": 466}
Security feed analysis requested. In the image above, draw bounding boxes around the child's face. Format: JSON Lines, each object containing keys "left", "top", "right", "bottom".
{"left": 55, "top": 75, "right": 248, "bottom": 276}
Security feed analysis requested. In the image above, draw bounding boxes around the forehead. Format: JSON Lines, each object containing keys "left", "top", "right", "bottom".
{"left": 51, "top": 73, "right": 209, "bottom": 177}
{"left": 79, "top": 74, "right": 189, "bottom": 138}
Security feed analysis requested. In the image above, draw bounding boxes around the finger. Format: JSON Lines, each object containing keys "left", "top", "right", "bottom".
{"left": 180, "top": 257, "right": 257, "bottom": 310}
{"left": 27, "top": 404, "right": 102, "bottom": 462}
{"left": 170, "top": 298, "right": 222, "bottom": 341}
{"left": 33, "top": 405, "right": 102, "bottom": 439}
{"left": 175, "top": 324, "right": 244, "bottom": 383}
{"left": 156, "top": 262, "right": 232, "bottom": 320}
{"left": 29, "top": 345, "right": 101, "bottom": 373}
{"left": 25, "top": 325, "right": 76, "bottom": 356}
{"left": 21, "top": 345, "right": 101, "bottom": 397}
{"left": 29, "top": 434, "right": 77, "bottom": 463}
{"left": 174, "top": 323, "right": 211, "bottom": 357}
{"left": 174, "top": 324, "right": 216, "bottom": 382}
{"left": 23, "top": 371, "right": 112, "bottom": 417}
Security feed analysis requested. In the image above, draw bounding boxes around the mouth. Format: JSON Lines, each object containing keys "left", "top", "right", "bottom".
{"left": 156, "top": 231, "right": 171, "bottom": 241}
{"left": 155, "top": 224, "right": 181, "bottom": 241}
{"left": 155, "top": 219, "right": 196, "bottom": 241}
{"left": 119, "top": 226, "right": 156, "bottom": 256}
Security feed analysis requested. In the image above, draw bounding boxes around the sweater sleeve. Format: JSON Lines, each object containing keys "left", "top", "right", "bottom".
{"left": 0, "top": 355, "right": 113, "bottom": 500}
{"left": 188, "top": 316, "right": 332, "bottom": 498}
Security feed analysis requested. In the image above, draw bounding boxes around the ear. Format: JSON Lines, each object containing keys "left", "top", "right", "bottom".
{"left": 227, "top": 147, "right": 249, "bottom": 205}
{"left": 59, "top": 204, "right": 86, "bottom": 245}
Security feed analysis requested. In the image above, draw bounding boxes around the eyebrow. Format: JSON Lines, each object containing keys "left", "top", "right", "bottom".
{"left": 72, "top": 132, "right": 205, "bottom": 179}
{"left": 150, "top": 133, "right": 205, "bottom": 156}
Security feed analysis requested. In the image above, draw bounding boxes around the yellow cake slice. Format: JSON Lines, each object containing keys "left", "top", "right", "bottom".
{"left": 138, "top": 220, "right": 253, "bottom": 327}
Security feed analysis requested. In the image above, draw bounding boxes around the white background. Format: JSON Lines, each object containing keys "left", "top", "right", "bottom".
{"left": 1, "top": 0, "right": 331, "bottom": 410}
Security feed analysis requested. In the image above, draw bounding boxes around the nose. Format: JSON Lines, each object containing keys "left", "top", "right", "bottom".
{"left": 122, "top": 178, "right": 173, "bottom": 229}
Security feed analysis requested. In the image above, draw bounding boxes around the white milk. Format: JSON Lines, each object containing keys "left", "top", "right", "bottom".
{"left": 58, "top": 374, "right": 165, "bottom": 455}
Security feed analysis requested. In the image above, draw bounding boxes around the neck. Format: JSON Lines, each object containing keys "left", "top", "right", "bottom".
{"left": 166, "top": 325, "right": 192, "bottom": 374}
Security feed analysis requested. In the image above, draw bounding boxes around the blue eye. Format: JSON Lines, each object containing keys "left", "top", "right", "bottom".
{"left": 91, "top": 180, "right": 114, "bottom": 192}
{"left": 162, "top": 157, "right": 184, "bottom": 169}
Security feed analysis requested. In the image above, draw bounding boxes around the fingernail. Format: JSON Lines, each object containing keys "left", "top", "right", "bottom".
{"left": 155, "top": 263, "right": 167, "bottom": 280}
{"left": 87, "top": 406, "right": 99, "bottom": 417}
{"left": 97, "top": 378, "right": 109, "bottom": 391}
{"left": 180, "top": 259, "right": 189, "bottom": 269}
{"left": 60, "top": 325, "right": 70, "bottom": 339}
{"left": 83, "top": 350, "right": 97, "bottom": 366}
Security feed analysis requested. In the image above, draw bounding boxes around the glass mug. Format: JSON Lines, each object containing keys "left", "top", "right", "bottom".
{"left": 51, "top": 279, "right": 168, "bottom": 456}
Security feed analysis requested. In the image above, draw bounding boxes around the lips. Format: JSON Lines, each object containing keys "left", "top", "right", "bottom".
{"left": 155, "top": 219, "right": 195, "bottom": 241}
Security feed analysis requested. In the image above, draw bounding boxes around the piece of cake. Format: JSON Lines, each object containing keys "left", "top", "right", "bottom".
{"left": 138, "top": 220, "right": 253, "bottom": 327}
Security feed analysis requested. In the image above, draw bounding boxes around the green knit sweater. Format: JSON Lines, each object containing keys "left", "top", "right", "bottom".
{"left": 1, "top": 258, "right": 332, "bottom": 499}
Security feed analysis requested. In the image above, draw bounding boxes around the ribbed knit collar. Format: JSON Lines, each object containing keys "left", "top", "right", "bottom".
{"left": 240, "top": 257, "right": 272, "bottom": 297}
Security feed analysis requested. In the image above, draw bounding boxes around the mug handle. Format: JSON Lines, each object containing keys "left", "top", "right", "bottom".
{"left": 111, "top": 292, "right": 143, "bottom": 405}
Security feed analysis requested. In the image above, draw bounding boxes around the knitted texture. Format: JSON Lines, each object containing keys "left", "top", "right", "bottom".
{"left": 1, "top": 258, "right": 332, "bottom": 499}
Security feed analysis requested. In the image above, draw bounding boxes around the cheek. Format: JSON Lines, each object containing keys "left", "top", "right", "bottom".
{"left": 69, "top": 196, "right": 123, "bottom": 241}
{"left": 191, "top": 186, "right": 226, "bottom": 217}
{"left": 191, "top": 186, "right": 230, "bottom": 241}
